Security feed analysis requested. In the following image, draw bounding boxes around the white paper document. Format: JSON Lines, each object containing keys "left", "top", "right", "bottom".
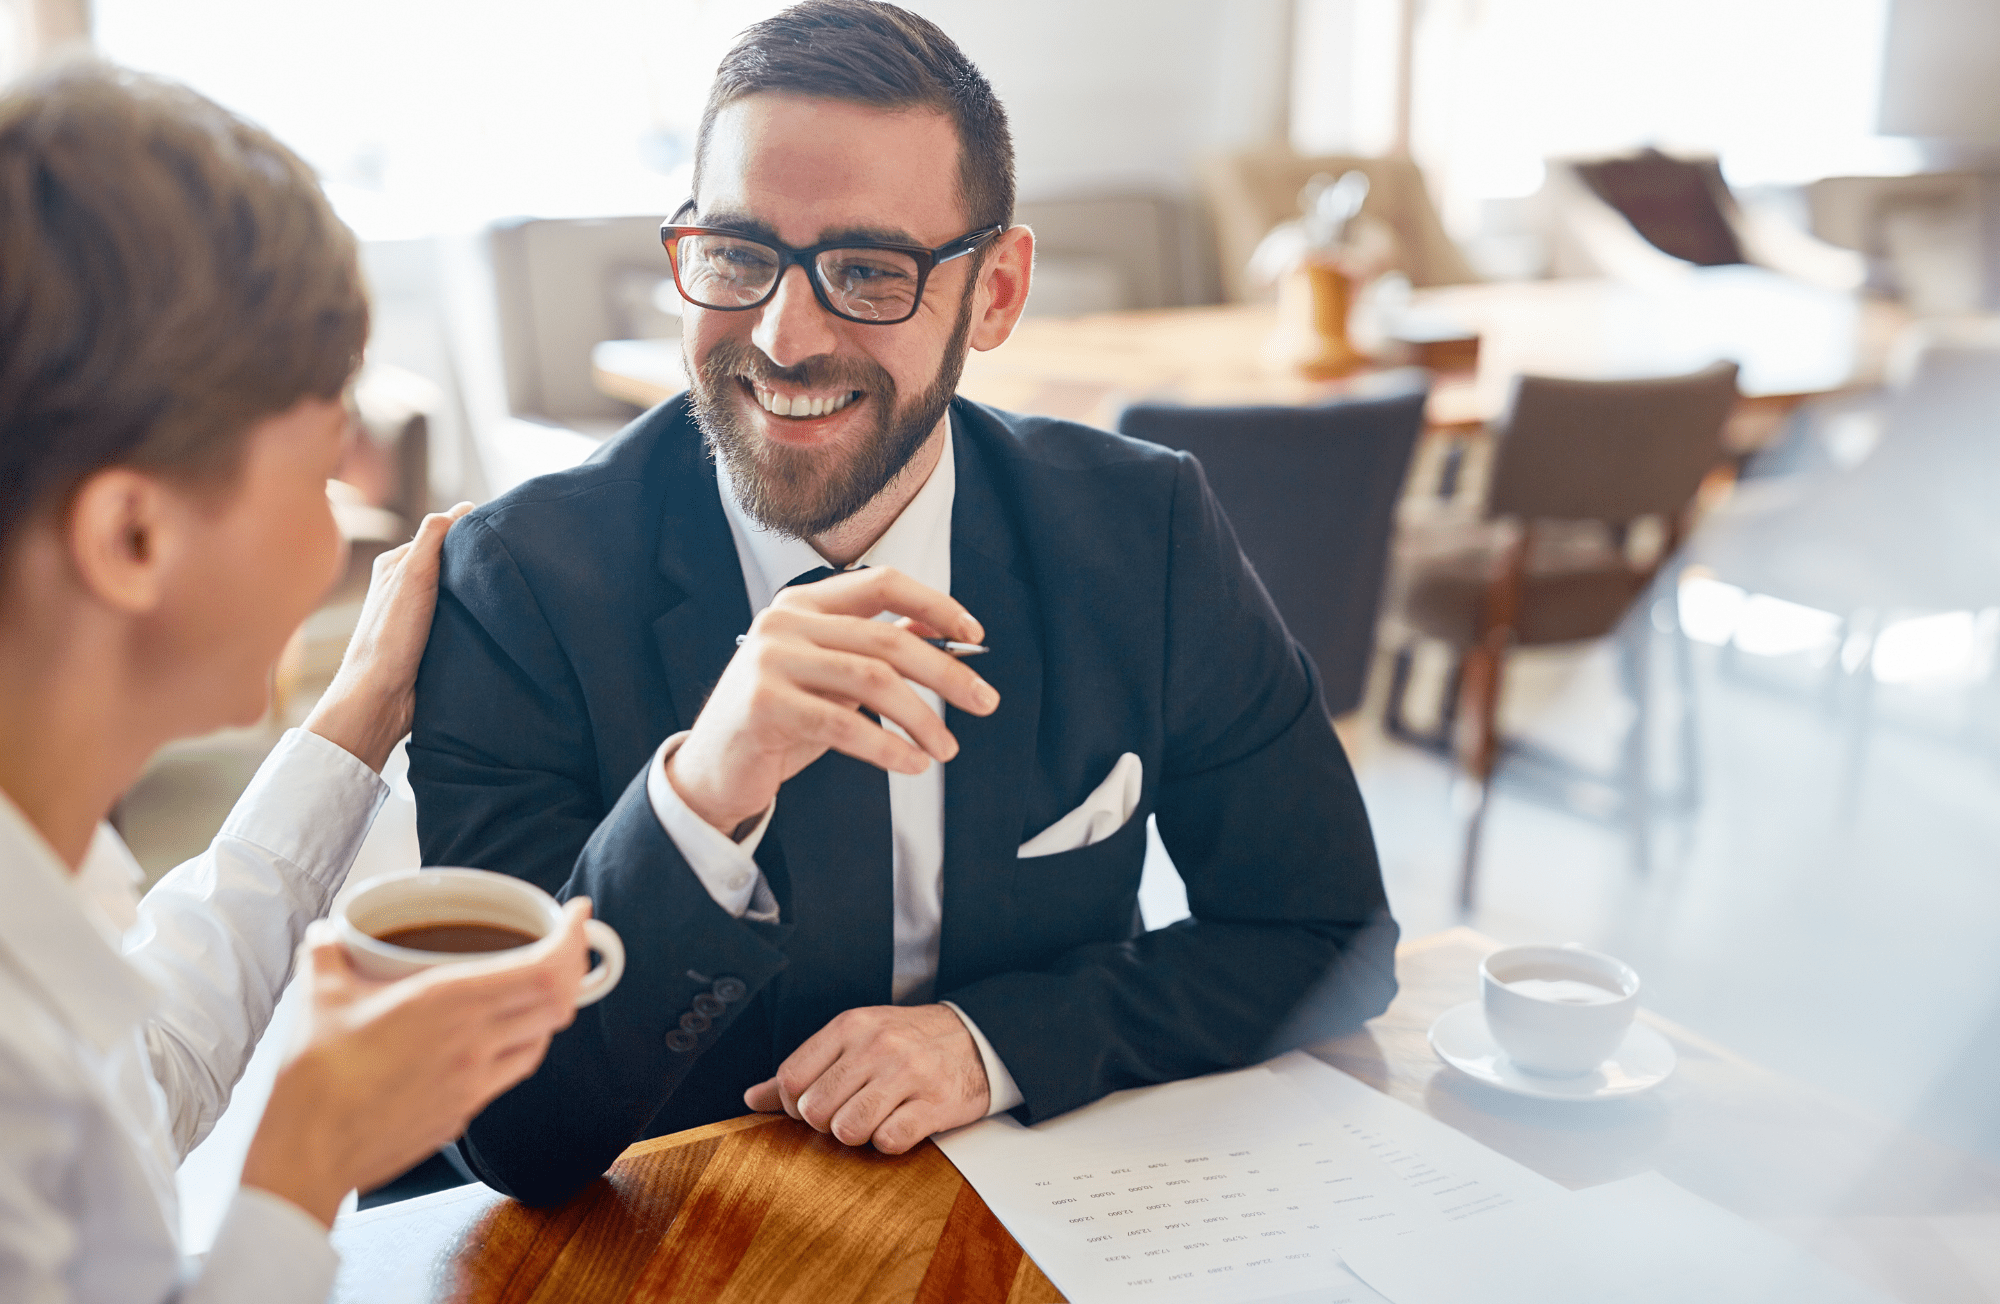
{"left": 933, "top": 1052, "right": 1561, "bottom": 1304}
{"left": 1337, "top": 1170, "right": 1896, "bottom": 1304}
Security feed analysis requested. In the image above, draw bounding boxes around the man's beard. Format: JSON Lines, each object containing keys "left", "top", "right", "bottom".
{"left": 690, "top": 280, "right": 976, "bottom": 539}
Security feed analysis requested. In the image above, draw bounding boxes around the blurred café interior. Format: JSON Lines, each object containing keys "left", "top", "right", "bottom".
{"left": 10, "top": 0, "right": 2000, "bottom": 1294}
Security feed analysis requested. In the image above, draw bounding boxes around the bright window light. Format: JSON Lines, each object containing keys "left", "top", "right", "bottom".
{"left": 1732, "top": 594, "right": 1842, "bottom": 660}
{"left": 1394, "top": 0, "right": 1894, "bottom": 232}
{"left": 93, "top": 0, "right": 789, "bottom": 238}
{"left": 1871, "top": 609, "right": 1999, "bottom": 686}
{"left": 1677, "top": 574, "right": 1747, "bottom": 647}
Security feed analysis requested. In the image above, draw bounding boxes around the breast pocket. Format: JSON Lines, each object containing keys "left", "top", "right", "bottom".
{"left": 1010, "top": 806, "right": 1151, "bottom": 967}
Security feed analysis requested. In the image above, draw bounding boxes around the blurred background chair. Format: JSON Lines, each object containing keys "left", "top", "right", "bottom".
{"left": 1199, "top": 145, "right": 1479, "bottom": 303}
{"left": 487, "top": 215, "right": 671, "bottom": 434}
{"left": 1116, "top": 370, "right": 1431, "bottom": 720}
{"left": 442, "top": 215, "right": 669, "bottom": 499}
{"left": 1385, "top": 361, "right": 1740, "bottom": 904}
{"left": 1544, "top": 147, "right": 1866, "bottom": 291}
{"left": 1013, "top": 193, "right": 1210, "bottom": 315}
{"left": 1691, "top": 320, "right": 2000, "bottom": 816}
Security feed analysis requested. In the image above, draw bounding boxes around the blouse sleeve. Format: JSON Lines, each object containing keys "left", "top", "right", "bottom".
{"left": 120, "top": 729, "right": 386, "bottom": 1158}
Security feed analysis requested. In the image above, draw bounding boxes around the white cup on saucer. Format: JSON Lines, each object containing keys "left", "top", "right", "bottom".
{"left": 1480, "top": 944, "right": 1640, "bottom": 1076}
{"left": 334, "top": 868, "right": 625, "bottom": 1007}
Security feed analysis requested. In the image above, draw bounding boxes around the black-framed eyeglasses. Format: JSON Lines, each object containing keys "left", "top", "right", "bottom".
{"left": 660, "top": 219, "right": 1004, "bottom": 326}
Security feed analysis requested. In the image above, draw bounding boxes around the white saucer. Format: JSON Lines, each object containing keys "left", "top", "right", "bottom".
{"left": 1428, "top": 1001, "right": 1676, "bottom": 1101}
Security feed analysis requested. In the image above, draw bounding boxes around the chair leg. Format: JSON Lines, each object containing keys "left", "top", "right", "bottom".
{"left": 1385, "top": 642, "right": 1457, "bottom": 754}
{"left": 1618, "top": 616, "right": 1653, "bottom": 877}
{"left": 1671, "top": 602, "right": 1701, "bottom": 817}
{"left": 1384, "top": 643, "right": 1420, "bottom": 741}
{"left": 1455, "top": 634, "right": 1506, "bottom": 790}
{"left": 1457, "top": 779, "right": 1490, "bottom": 914}
{"left": 1439, "top": 652, "right": 1464, "bottom": 741}
{"left": 1453, "top": 631, "right": 1508, "bottom": 911}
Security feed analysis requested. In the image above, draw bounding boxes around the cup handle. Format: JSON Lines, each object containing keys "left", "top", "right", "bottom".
{"left": 575, "top": 919, "right": 625, "bottom": 1007}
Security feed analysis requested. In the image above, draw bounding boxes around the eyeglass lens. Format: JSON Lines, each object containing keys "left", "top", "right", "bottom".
{"left": 673, "top": 232, "right": 922, "bottom": 323}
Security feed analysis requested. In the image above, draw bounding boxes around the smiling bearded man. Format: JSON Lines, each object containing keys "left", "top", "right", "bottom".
{"left": 691, "top": 275, "right": 975, "bottom": 537}
{"left": 409, "top": 0, "right": 1398, "bottom": 1211}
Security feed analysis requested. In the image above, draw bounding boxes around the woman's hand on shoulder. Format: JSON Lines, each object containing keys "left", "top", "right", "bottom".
{"left": 303, "top": 502, "right": 473, "bottom": 772}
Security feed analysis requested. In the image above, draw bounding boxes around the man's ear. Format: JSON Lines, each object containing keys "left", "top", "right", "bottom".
{"left": 66, "top": 467, "right": 180, "bottom": 615}
{"left": 969, "top": 224, "right": 1035, "bottom": 352}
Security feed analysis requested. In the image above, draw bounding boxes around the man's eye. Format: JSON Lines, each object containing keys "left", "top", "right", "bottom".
{"left": 827, "top": 255, "right": 913, "bottom": 283}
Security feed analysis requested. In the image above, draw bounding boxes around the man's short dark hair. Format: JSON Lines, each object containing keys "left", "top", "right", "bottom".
{"left": 0, "top": 61, "right": 368, "bottom": 561}
{"left": 692, "top": 0, "right": 1016, "bottom": 231}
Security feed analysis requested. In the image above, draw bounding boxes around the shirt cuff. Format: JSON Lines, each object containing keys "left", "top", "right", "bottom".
{"left": 189, "top": 1187, "right": 338, "bottom": 1304}
{"left": 216, "top": 728, "right": 389, "bottom": 896}
{"left": 646, "top": 733, "right": 778, "bottom": 921}
{"left": 941, "top": 1000, "right": 1025, "bottom": 1116}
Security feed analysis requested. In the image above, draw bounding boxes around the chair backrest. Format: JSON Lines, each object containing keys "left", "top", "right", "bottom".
{"left": 1013, "top": 193, "right": 1207, "bottom": 313}
{"left": 1568, "top": 149, "right": 1746, "bottom": 268}
{"left": 486, "top": 215, "right": 671, "bottom": 426}
{"left": 1486, "top": 361, "right": 1739, "bottom": 526}
{"left": 1116, "top": 372, "right": 1431, "bottom": 716}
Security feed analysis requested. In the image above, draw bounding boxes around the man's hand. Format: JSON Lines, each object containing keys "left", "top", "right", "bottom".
{"left": 668, "top": 567, "right": 1000, "bottom": 834}
{"left": 743, "top": 1004, "right": 990, "bottom": 1154}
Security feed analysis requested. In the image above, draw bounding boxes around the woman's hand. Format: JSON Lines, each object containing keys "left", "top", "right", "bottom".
{"left": 303, "top": 502, "right": 473, "bottom": 772}
{"left": 240, "top": 900, "right": 592, "bottom": 1226}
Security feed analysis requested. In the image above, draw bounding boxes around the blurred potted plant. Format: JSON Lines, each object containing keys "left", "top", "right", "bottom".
{"left": 1250, "top": 170, "right": 1398, "bottom": 378}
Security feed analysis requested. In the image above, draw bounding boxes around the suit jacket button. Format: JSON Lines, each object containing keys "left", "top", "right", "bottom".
{"left": 692, "top": 993, "right": 726, "bottom": 1018}
{"left": 664, "top": 1029, "right": 698, "bottom": 1053}
{"left": 712, "top": 976, "right": 747, "bottom": 1003}
{"left": 679, "top": 1011, "right": 711, "bottom": 1034}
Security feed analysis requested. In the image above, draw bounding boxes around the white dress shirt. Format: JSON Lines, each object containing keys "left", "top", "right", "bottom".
{"left": 643, "top": 424, "right": 1025, "bottom": 1113}
{"left": 0, "top": 729, "right": 387, "bottom": 1303}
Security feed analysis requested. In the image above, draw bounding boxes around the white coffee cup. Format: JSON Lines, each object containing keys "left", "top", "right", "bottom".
{"left": 1480, "top": 944, "right": 1640, "bottom": 1076}
{"left": 333, "top": 868, "right": 625, "bottom": 1007}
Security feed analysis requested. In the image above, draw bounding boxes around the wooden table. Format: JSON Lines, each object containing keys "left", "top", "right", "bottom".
{"left": 594, "top": 271, "right": 1905, "bottom": 457}
{"left": 330, "top": 928, "right": 1999, "bottom": 1303}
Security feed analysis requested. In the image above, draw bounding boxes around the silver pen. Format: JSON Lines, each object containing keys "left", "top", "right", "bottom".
{"left": 735, "top": 633, "right": 989, "bottom": 657}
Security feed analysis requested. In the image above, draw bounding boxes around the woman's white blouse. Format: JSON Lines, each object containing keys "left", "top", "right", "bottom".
{"left": 0, "top": 729, "right": 387, "bottom": 1303}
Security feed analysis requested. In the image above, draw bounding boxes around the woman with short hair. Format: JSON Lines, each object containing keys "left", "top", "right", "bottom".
{"left": 0, "top": 62, "right": 590, "bottom": 1302}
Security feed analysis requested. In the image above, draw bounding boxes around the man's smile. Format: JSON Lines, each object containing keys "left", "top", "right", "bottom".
{"left": 746, "top": 379, "right": 865, "bottom": 421}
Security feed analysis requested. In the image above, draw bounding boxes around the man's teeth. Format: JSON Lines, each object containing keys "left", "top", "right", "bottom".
{"left": 754, "top": 387, "right": 858, "bottom": 418}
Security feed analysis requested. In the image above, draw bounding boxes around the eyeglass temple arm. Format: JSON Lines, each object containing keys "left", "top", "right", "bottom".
{"left": 934, "top": 224, "right": 1006, "bottom": 265}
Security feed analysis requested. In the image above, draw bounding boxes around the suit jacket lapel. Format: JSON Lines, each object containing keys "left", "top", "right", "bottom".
{"left": 938, "top": 405, "right": 1044, "bottom": 994}
{"left": 649, "top": 403, "right": 753, "bottom": 737}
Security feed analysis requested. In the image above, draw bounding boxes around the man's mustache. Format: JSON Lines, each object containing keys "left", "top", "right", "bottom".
{"left": 700, "top": 340, "right": 889, "bottom": 395}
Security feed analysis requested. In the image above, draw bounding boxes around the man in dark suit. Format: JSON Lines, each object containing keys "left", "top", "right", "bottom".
{"left": 410, "top": 0, "right": 1398, "bottom": 1208}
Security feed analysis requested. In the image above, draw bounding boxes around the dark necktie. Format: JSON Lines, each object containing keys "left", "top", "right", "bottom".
{"left": 757, "top": 563, "right": 896, "bottom": 1054}
{"left": 783, "top": 565, "right": 845, "bottom": 589}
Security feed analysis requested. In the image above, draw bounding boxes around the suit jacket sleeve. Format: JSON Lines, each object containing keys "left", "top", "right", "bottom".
{"left": 408, "top": 514, "right": 789, "bottom": 1207}
{"left": 942, "top": 453, "right": 1399, "bottom": 1121}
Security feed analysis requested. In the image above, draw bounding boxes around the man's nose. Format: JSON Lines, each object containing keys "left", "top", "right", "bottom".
{"left": 750, "top": 264, "right": 839, "bottom": 369}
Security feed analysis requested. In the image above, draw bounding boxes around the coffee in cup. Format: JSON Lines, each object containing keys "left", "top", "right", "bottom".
{"left": 1480, "top": 944, "right": 1639, "bottom": 1076}
{"left": 334, "top": 868, "right": 625, "bottom": 1007}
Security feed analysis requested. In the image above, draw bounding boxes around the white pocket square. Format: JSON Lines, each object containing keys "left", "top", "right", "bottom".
{"left": 1017, "top": 752, "right": 1142, "bottom": 858}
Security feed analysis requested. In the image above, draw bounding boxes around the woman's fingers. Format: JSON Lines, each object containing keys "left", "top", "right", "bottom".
{"left": 302, "top": 501, "right": 473, "bottom": 769}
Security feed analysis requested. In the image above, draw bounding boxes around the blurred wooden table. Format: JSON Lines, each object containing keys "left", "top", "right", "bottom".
{"left": 595, "top": 271, "right": 1905, "bottom": 456}
{"left": 331, "top": 927, "right": 1997, "bottom": 1303}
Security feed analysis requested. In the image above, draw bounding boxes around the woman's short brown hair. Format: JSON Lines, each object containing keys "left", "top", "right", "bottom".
{"left": 0, "top": 61, "right": 369, "bottom": 558}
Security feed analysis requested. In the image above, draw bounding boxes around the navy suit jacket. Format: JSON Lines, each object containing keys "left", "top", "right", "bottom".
{"left": 409, "top": 395, "right": 1398, "bottom": 1207}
